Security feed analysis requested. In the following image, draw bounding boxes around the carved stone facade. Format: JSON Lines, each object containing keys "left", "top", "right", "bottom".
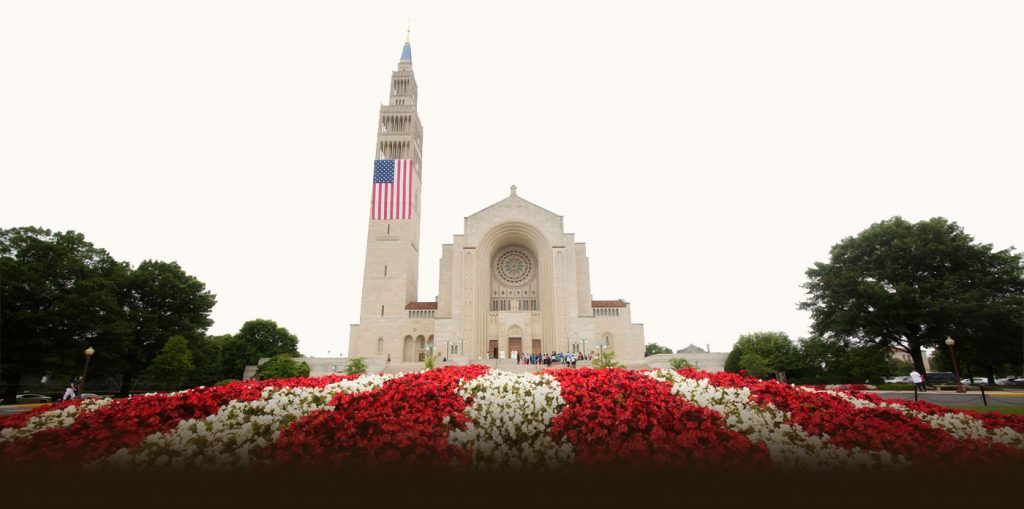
{"left": 347, "top": 39, "right": 645, "bottom": 362}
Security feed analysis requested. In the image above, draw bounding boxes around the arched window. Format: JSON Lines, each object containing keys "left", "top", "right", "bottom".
{"left": 377, "top": 337, "right": 384, "bottom": 354}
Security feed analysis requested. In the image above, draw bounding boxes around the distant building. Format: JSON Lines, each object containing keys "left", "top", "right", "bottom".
{"left": 677, "top": 344, "right": 707, "bottom": 354}
{"left": 890, "top": 348, "right": 931, "bottom": 371}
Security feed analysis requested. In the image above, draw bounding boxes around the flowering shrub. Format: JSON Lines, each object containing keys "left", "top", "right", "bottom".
{"left": 2, "top": 366, "right": 1021, "bottom": 470}
{"left": 101, "top": 374, "right": 392, "bottom": 469}
{"left": 0, "top": 375, "right": 347, "bottom": 465}
{"left": 548, "top": 369, "right": 770, "bottom": 469}
{"left": 450, "top": 371, "right": 572, "bottom": 470}
{"left": 680, "top": 369, "right": 1024, "bottom": 465}
{"left": 273, "top": 365, "right": 490, "bottom": 469}
{"left": 0, "top": 398, "right": 111, "bottom": 444}
{"left": 649, "top": 369, "right": 906, "bottom": 469}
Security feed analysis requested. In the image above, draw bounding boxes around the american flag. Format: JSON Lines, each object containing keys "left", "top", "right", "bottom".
{"left": 371, "top": 159, "right": 413, "bottom": 220}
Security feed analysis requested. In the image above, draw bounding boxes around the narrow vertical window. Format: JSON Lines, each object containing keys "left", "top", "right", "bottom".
{"left": 387, "top": 224, "right": 390, "bottom": 235}
{"left": 377, "top": 337, "right": 384, "bottom": 354}
{"left": 381, "top": 305, "right": 384, "bottom": 316}
{"left": 384, "top": 265, "right": 388, "bottom": 277}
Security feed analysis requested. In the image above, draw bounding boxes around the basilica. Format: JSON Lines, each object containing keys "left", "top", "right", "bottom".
{"left": 347, "top": 38, "right": 646, "bottom": 363}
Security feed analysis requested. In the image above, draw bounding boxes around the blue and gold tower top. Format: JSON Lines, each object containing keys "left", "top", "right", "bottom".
{"left": 400, "top": 31, "right": 412, "bottom": 62}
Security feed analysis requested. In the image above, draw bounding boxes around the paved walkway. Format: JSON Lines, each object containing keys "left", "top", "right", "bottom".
{"left": 874, "top": 390, "right": 1024, "bottom": 407}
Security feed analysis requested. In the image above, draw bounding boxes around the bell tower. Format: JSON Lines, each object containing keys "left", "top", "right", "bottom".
{"left": 349, "top": 35, "right": 425, "bottom": 359}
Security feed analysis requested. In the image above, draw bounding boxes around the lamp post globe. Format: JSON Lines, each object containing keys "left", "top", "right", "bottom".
{"left": 945, "top": 336, "right": 966, "bottom": 393}
{"left": 80, "top": 346, "right": 95, "bottom": 397}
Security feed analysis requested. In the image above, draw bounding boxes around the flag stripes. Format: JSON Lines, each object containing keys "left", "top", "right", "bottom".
{"left": 371, "top": 159, "right": 413, "bottom": 220}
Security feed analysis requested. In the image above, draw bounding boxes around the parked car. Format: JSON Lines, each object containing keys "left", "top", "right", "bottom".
{"left": 961, "top": 377, "right": 989, "bottom": 385}
{"left": 1001, "top": 377, "right": 1024, "bottom": 387}
{"left": 884, "top": 376, "right": 912, "bottom": 384}
{"left": 924, "top": 372, "right": 958, "bottom": 385}
{"left": 15, "top": 393, "right": 52, "bottom": 404}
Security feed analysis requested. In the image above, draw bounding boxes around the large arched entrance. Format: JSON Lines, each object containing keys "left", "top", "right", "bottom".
{"left": 473, "top": 222, "right": 556, "bottom": 358}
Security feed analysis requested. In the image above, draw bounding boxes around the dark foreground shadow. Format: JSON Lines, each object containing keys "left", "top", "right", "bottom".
{"left": 0, "top": 464, "right": 1019, "bottom": 508}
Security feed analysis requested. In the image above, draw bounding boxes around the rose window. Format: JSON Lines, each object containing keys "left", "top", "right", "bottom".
{"left": 495, "top": 249, "right": 533, "bottom": 286}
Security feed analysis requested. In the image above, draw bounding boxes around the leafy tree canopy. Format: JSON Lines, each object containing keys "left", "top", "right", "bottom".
{"left": 800, "top": 216, "right": 1024, "bottom": 376}
{"left": 1, "top": 227, "right": 130, "bottom": 400}
{"left": 1, "top": 227, "right": 217, "bottom": 398}
{"left": 256, "top": 354, "right": 310, "bottom": 380}
{"left": 218, "top": 320, "right": 300, "bottom": 380}
{"left": 148, "top": 335, "right": 195, "bottom": 391}
{"left": 118, "top": 260, "right": 216, "bottom": 393}
{"left": 645, "top": 343, "right": 673, "bottom": 356}
{"left": 724, "top": 331, "right": 798, "bottom": 377}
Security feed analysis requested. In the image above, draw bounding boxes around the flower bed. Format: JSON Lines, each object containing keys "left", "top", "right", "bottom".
{"left": 2, "top": 366, "right": 1021, "bottom": 470}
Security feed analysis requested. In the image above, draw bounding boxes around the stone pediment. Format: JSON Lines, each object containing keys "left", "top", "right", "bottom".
{"left": 466, "top": 185, "right": 563, "bottom": 224}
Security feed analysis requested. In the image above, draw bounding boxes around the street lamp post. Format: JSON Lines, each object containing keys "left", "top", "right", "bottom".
{"left": 945, "top": 337, "right": 967, "bottom": 393}
{"left": 80, "top": 346, "right": 95, "bottom": 397}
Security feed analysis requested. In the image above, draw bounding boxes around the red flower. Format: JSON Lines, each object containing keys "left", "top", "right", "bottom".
{"left": 272, "top": 365, "right": 489, "bottom": 469}
{"left": 547, "top": 369, "right": 770, "bottom": 470}
{"left": 0, "top": 375, "right": 352, "bottom": 465}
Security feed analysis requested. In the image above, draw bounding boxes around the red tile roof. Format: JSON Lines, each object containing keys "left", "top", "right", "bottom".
{"left": 405, "top": 301, "right": 438, "bottom": 310}
{"left": 591, "top": 299, "right": 627, "bottom": 308}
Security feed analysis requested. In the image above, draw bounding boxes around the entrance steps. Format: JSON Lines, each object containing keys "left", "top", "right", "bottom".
{"left": 378, "top": 359, "right": 595, "bottom": 375}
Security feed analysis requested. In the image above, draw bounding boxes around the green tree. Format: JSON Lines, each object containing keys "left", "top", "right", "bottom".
{"left": 738, "top": 352, "right": 773, "bottom": 379}
{"left": 800, "top": 217, "right": 1024, "bottom": 377}
{"left": 255, "top": 354, "right": 310, "bottom": 380}
{"left": 217, "top": 335, "right": 255, "bottom": 380}
{"left": 887, "top": 358, "right": 914, "bottom": 377}
{"left": 148, "top": 335, "right": 195, "bottom": 391}
{"left": 668, "top": 357, "right": 692, "bottom": 370}
{"left": 1, "top": 227, "right": 130, "bottom": 402}
{"left": 793, "top": 336, "right": 888, "bottom": 384}
{"left": 217, "top": 320, "right": 300, "bottom": 379}
{"left": 118, "top": 260, "right": 216, "bottom": 394}
{"left": 725, "top": 332, "right": 798, "bottom": 378}
{"left": 344, "top": 357, "right": 368, "bottom": 375}
{"left": 592, "top": 350, "right": 623, "bottom": 369}
{"left": 645, "top": 343, "right": 673, "bottom": 356}
{"left": 187, "top": 335, "right": 227, "bottom": 386}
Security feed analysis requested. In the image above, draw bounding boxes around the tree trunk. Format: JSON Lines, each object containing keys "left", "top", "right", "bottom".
{"left": 907, "top": 341, "right": 928, "bottom": 376}
{"left": 3, "top": 371, "right": 22, "bottom": 405}
{"left": 117, "top": 371, "right": 134, "bottom": 397}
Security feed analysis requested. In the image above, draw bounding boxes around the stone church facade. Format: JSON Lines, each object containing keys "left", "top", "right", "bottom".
{"left": 347, "top": 38, "right": 645, "bottom": 363}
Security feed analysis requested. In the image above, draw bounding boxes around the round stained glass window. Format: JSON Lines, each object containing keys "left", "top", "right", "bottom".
{"left": 495, "top": 249, "right": 533, "bottom": 286}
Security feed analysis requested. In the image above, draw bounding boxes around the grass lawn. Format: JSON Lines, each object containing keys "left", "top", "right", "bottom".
{"left": 943, "top": 404, "right": 1024, "bottom": 415}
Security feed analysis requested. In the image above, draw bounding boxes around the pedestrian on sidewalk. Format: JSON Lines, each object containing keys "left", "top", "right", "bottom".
{"left": 62, "top": 382, "right": 76, "bottom": 401}
{"left": 910, "top": 370, "right": 925, "bottom": 392}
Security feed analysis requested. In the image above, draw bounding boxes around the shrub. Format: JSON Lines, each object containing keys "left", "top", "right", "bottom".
{"left": 669, "top": 357, "right": 692, "bottom": 370}
{"left": 148, "top": 336, "right": 195, "bottom": 391}
{"left": 424, "top": 352, "right": 438, "bottom": 369}
{"left": 256, "top": 354, "right": 310, "bottom": 380}
{"left": 591, "top": 350, "right": 622, "bottom": 369}
{"left": 344, "top": 357, "right": 367, "bottom": 375}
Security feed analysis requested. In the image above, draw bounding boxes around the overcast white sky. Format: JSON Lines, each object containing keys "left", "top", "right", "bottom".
{"left": 2, "top": 1, "right": 1021, "bottom": 357}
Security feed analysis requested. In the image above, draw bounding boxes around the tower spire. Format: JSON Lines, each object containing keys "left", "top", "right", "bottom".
{"left": 400, "top": 27, "right": 412, "bottom": 63}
